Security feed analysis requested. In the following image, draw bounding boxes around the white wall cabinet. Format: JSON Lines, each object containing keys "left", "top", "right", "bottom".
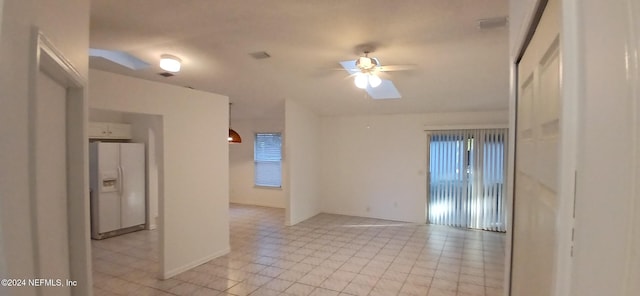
{"left": 89, "top": 122, "right": 132, "bottom": 139}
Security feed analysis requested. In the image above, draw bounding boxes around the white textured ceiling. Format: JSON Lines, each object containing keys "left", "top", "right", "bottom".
{"left": 89, "top": 0, "right": 509, "bottom": 120}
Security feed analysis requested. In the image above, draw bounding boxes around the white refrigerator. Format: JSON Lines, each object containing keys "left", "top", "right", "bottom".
{"left": 90, "top": 142, "right": 146, "bottom": 239}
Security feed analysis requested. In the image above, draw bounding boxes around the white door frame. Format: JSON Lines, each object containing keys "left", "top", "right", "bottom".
{"left": 508, "top": 0, "right": 579, "bottom": 295}
{"left": 0, "top": 0, "right": 5, "bottom": 283}
{"left": 29, "top": 29, "right": 91, "bottom": 295}
{"left": 627, "top": 1, "right": 640, "bottom": 294}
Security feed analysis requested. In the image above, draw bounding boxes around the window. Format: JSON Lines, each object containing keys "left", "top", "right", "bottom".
{"left": 254, "top": 133, "right": 282, "bottom": 187}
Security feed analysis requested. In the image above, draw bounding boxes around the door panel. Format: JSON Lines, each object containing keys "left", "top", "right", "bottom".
{"left": 35, "top": 70, "right": 70, "bottom": 295}
{"left": 537, "top": 44, "right": 561, "bottom": 191}
{"left": 119, "top": 143, "right": 146, "bottom": 228}
{"left": 512, "top": 0, "right": 561, "bottom": 294}
{"left": 97, "top": 143, "right": 121, "bottom": 233}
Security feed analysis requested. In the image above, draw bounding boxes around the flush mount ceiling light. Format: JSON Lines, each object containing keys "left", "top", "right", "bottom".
{"left": 159, "top": 54, "right": 181, "bottom": 72}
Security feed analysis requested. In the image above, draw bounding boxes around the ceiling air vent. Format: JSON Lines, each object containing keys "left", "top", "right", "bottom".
{"left": 158, "top": 72, "right": 175, "bottom": 77}
{"left": 477, "top": 17, "right": 508, "bottom": 30}
{"left": 249, "top": 51, "right": 271, "bottom": 59}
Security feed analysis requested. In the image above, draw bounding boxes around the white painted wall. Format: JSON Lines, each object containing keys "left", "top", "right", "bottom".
{"left": 320, "top": 111, "right": 508, "bottom": 223}
{"left": 229, "top": 119, "right": 286, "bottom": 208}
{"left": 90, "top": 108, "right": 127, "bottom": 122}
{"left": 0, "top": 0, "right": 90, "bottom": 295}
{"left": 570, "top": 0, "right": 640, "bottom": 295}
{"left": 321, "top": 111, "right": 507, "bottom": 223}
{"left": 89, "top": 69, "right": 230, "bottom": 279}
{"left": 125, "top": 113, "right": 163, "bottom": 230}
{"left": 285, "top": 100, "right": 321, "bottom": 225}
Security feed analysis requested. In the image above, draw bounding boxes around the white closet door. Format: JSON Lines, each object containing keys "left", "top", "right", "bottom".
{"left": 119, "top": 143, "right": 146, "bottom": 228}
{"left": 512, "top": 0, "right": 562, "bottom": 294}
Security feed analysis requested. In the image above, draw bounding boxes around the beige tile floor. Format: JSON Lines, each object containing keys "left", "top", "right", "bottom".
{"left": 92, "top": 204, "right": 505, "bottom": 296}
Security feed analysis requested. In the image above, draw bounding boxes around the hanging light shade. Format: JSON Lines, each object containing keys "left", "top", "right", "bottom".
{"left": 228, "top": 102, "right": 242, "bottom": 144}
{"left": 228, "top": 128, "right": 242, "bottom": 144}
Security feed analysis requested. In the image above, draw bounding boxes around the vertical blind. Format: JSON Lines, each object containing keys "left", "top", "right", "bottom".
{"left": 254, "top": 133, "right": 282, "bottom": 187}
{"left": 428, "top": 129, "right": 507, "bottom": 232}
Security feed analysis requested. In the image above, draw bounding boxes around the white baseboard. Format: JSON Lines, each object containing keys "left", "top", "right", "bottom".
{"left": 162, "top": 246, "right": 230, "bottom": 279}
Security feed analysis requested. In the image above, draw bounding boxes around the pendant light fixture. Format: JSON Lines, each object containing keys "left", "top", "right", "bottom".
{"left": 228, "top": 103, "right": 242, "bottom": 144}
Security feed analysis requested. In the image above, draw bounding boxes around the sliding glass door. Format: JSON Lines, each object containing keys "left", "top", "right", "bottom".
{"left": 428, "top": 129, "right": 507, "bottom": 232}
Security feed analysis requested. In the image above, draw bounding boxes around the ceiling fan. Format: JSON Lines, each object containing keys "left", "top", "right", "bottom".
{"left": 339, "top": 49, "right": 415, "bottom": 100}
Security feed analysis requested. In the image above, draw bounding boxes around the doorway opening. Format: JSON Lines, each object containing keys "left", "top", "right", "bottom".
{"left": 88, "top": 108, "right": 165, "bottom": 293}
{"left": 427, "top": 128, "right": 507, "bottom": 232}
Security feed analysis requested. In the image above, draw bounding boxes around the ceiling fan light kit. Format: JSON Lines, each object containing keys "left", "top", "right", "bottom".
{"left": 356, "top": 56, "right": 378, "bottom": 70}
{"left": 159, "top": 54, "right": 182, "bottom": 72}
{"left": 351, "top": 51, "right": 387, "bottom": 89}
{"left": 339, "top": 50, "right": 404, "bottom": 98}
{"left": 354, "top": 73, "right": 369, "bottom": 89}
{"left": 354, "top": 72, "right": 382, "bottom": 89}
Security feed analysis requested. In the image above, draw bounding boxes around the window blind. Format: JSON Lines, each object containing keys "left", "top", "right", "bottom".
{"left": 254, "top": 133, "right": 282, "bottom": 187}
{"left": 428, "top": 128, "right": 507, "bottom": 232}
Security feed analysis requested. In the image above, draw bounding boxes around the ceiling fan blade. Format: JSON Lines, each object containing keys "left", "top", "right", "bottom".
{"left": 339, "top": 60, "right": 360, "bottom": 75}
{"left": 343, "top": 73, "right": 359, "bottom": 80}
{"left": 377, "top": 64, "right": 417, "bottom": 72}
{"left": 376, "top": 72, "right": 391, "bottom": 80}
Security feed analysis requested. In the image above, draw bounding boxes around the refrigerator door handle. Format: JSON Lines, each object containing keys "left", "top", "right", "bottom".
{"left": 120, "top": 166, "right": 126, "bottom": 196}
{"left": 117, "top": 166, "right": 123, "bottom": 195}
